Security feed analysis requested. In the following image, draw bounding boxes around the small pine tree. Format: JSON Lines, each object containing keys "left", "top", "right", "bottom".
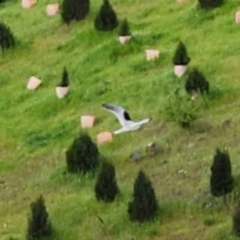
{"left": 0, "top": 22, "right": 15, "bottom": 52}
{"left": 27, "top": 195, "right": 52, "bottom": 240}
{"left": 118, "top": 19, "right": 131, "bottom": 36}
{"left": 185, "top": 68, "right": 209, "bottom": 95}
{"left": 198, "top": 0, "right": 223, "bottom": 9}
{"left": 58, "top": 67, "right": 69, "bottom": 87}
{"left": 233, "top": 201, "right": 240, "bottom": 236}
{"left": 172, "top": 41, "right": 190, "bottom": 66}
{"left": 66, "top": 132, "right": 100, "bottom": 174}
{"left": 94, "top": 0, "right": 118, "bottom": 31}
{"left": 95, "top": 160, "right": 119, "bottom": 202}
{"left": 128, "top": 170, "right": 158, "bottom": 222}
{"left": 210, "top": 148, "right": 234, "bottom": 201}
{"left": 61, "top": 0, "right": 90, "bottom": 25}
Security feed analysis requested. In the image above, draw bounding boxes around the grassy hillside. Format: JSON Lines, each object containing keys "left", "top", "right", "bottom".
{"left": 2, "top": 0, "right": 240, "bottom": 239}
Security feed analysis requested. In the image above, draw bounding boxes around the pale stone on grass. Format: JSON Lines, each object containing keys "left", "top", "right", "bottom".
{"left": 56, "top": 86, "right": 69, "bottom": 99}
{"left": 46, "top": 4, "right": 59, "bottom": 16}
{"left": 146, "top": 142, "right": 160, "bottom": 157}
{"left": 118, "top": 35, "right": 132, "bottom": 44}
{"left": 97, "top": 131, "right": 113, "bottom": 145}
{"left": 27, "top": 76, "right": 42, "bottom": 90}
{"left": 235, "top": 11, "right": 240, "bottom": 24}
{"left": 145, "top": 49, "right": 160, "bottom": 61}
{"left": 81, "top": 115, "right": 96, "bottom": 128}
{"left": 22, "top": 0, "right": 36, "bottom": 9}
{"left": 174, "top": 65, "right": 187, "bottom": 78}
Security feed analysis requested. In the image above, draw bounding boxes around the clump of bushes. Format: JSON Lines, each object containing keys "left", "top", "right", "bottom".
{"left": 210, "top": 148, "right": 234, "bottom": 202}
{"left": 0, "top": 22, "right": 15, "bottom": 52}
{"left": 185, "top": 68, "right": 209, "bottom": 95}
{"left": 128, "top": 170, "right": 158, "bottom": 222}
{"left": 163, "top": 87, "right": 198, "bottom": 129}
{"left": 94, "top": 0, "right": 118, "bottom": 31}
{"left": 198, "top": 0, "right": 223, "bottom": 9}
{"left": 95, "top": 160, "right": 119, "bottom": 202}
{"left": 66, "top": 132, "right": 100, "bottom": 174}
{"left": 61, "top": 0, "right": 90, "bottom": 24}
{"left": 27, "top": 195, "right": 52, "bottom": 240}
{"left": 172, "top": 41, "right": 190, "bottom": 66}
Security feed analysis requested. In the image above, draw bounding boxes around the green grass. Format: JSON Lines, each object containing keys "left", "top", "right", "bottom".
{"left": 2, "top": 0, "right": 240, "bottom": 239}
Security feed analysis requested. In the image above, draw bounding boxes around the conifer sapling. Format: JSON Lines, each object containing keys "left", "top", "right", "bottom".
{"left": 95, "top": 160, "right": 119, "bottom": 202}
{"left": 66, "top": 132, "right": 100, "bottom": 174}
{"left": 94, "top": 0, "right": 118, "bottom": 31}
{"left": 210, "top": 148, "right": 234, "bottom": 200}
{"left": 128, "top": 170, "right": 158, "bottom": 222}
{"left": 172, "top": 41, "right": 190, "bottom": 66}
{"left": 0, "top": 22, "right": 15, "bottom": 52}
{"left": 119, "top": 19, "right": 131, "bottom": 36}
{"left": 27, "top": 195, "right": 52, "bottom": 240}
{"left": 58, "top": 67, "right": 69, "bottom": 87}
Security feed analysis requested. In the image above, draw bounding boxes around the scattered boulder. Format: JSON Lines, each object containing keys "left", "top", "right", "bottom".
{"left": 97, "top": 131, "right": 113, "bottom": 145}
{"left": 174, "top": 65, "right": 187, "bottom": 78}
{"left": 22, "top": 0, "right": 36, "bottom": 9}
{"left": 145, "top": 49, "right": 160, "bottom": 61}
{"left": 46, "top": 4, "right": 59, "bottom": 16}
{"left": 81, "top": 115, "right": 96, "bottom": 128}
{"left": 146, "top": 142, "right": 160, "bottom": 157}
{"left": 130, "top": 150, "right": 143, "bottom": 162}
{"left": 27, "top": 76, "right": 42, "bottom": 90}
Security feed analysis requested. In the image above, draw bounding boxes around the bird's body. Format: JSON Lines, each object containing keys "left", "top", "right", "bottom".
{"left": 102, "top": 103, "right": 151, "bottom": 134}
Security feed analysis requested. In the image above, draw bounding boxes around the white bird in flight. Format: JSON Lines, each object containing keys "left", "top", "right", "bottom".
{"left": 102, "top": 103, "right": 151, "bottom": 134}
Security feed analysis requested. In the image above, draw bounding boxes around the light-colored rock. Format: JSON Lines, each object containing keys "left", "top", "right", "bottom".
{"left": 46, "top": 4, "right": 59, "bottom": 16}
{"left": 81, "top": 115, "right": 96, "bottom": 128}
{"left": 177, "top": 0, "right": 187, "bottom": 3}
{"left": 56, "top": 86, "right": 69, "bottom": 99}
{"left": 118, "top": 35, "right": 132, "bottom": 44}
{"left": 145, "top": 49, "right": 160, "bottom": 61}
{"left": 97, "top": 131, "right": 113, "bottom": 145}
{"left": 174, "top": 65, "right": 187, "bottom": 78}
{"left": 22, "top": 0, "right": 36, "bottom": 9}
{"left": 235, "top": 11, "right": 240, "bottom": 23}
{"left": 27, "top": 76, "right": 42, "bottom": 90}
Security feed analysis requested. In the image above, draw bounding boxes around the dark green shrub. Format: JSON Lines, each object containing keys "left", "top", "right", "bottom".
{"left": 61, "top": 0, "right": 90, "bottom": 25}
{"left": 233, "top": 201, "right": 240, "bottom": 236}
{"left": 198, "top": 0, "right": 223, "bottom": 9}
{"left": 210, "top": 148, "right": 234, "bottom": 200}
{"left": 66, "top": 132, "right": 100, "bottom": 174}
{"left": 0, "top": 0, "right": 5, "bottom": 4}
{"left": 58, "top": 67, "right": 69, "bottom": 87}
{"left": 94, "top": 0, "right": 118, "bottom": 31}
{"left": 172, "top": 41, "right": 190, "bottom": 65}
{"left": 128, "top": 170, "right": 158, "bottom": 222}
{"left": 95, "top": 160, "right": 119, "bottom": 202}
{"left": 185, "top": 68, "right": 209, "bottom": 95}
{"left": 27, "top": 195, "right": 52, "bottom": 240}
{"left": 118, "top": 19, "right": 131, "bottom": 36}
{"left": 0, "top": 22, "right": 15, "bottom": 52}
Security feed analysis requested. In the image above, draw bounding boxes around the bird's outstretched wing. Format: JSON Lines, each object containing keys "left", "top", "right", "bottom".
{"left": 102, "top": 103, "right": 132, "bottom": 127}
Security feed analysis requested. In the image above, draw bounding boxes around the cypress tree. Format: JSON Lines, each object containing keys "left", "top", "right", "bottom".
{"left": 95, "top": 160, "right": 119, "bottom": 202}
{"left": 58, "top": 67, "right": 69, "bottom": 87}
{"left": 128, "top": 170, "right": 158, "bottom": 222}
{"left": 0, "top": 22, "right": 15, "bottom": 52}
{"left": 172, "top": 41, "right": 190, "bottom": 66}
{"left": 118, "top": 19, "right": 131, "bottom": 36}
{"left": 61, "top": 0, "right": 90, "bottom": 25}
{"left": 210, "top": 148, "right": 234, "bottom": 201}
{"left": 27, "top": 195, "right": 52, "bottom": 240}
{"left": 66, "top": 132, "right": 100, "bottom": 174}
{"left": 185, "top": 68, "right": 209, "bottom": 95}
{"left": 233, "top": 200, "right": 240, "bottom": 237}
{"left": 94, "top": 0, "right": 118, "bottom": 31}
{"left": 198, "top": 0, "right": 223, "bottom": 9}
